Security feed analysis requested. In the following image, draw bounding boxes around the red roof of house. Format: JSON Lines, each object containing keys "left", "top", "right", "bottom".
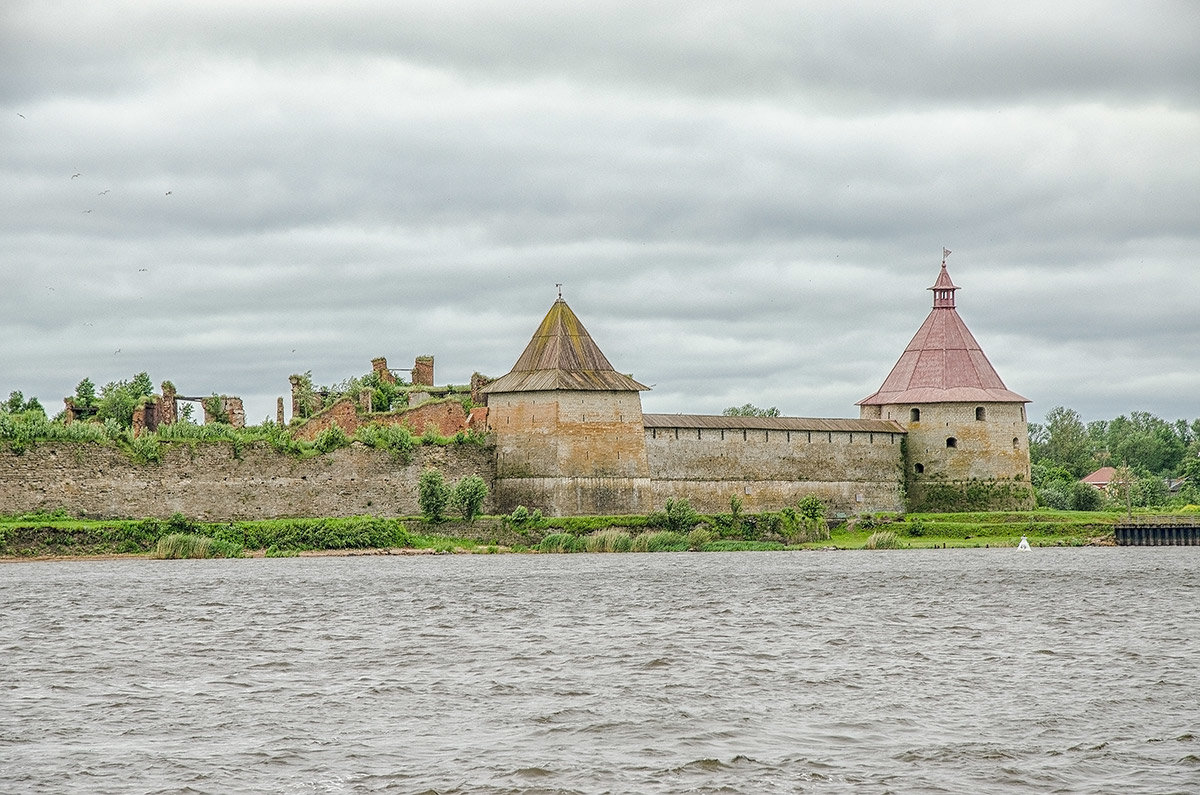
{"left": 858, "top": 261, "right": 1029, "bottom": 406}
{"left": 1082, "top": 466, "right": 1117, "bottom": 486}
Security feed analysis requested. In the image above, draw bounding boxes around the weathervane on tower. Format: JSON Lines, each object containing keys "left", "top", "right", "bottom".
{"left": 942, "top": 247, "right": 952, "bottom": 265}
{"left": 556, "top": 283, "right": 563, "bottom": 299}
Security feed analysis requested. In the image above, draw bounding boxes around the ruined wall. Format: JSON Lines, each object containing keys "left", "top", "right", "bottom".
{"left": 412, "top": 356, "right": 434, "bottom": 386}
{"left": 291, "top": 398, "right": 470, "bottom": 442}
{"left": 644, "top": 423, "right": 906, "bottom": 514}
{"left": 486, "top": 390, "right": 652, "bottom": 515}
{"left": 0, "top": 442, "right": 494, "bottom": 521}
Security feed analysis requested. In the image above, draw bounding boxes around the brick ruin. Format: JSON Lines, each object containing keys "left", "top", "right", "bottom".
{"left": 286, "top": 355, "right": 486, "bottom": 442}
{"left": 66, "top": 380, "right": 246, "bottom": 435}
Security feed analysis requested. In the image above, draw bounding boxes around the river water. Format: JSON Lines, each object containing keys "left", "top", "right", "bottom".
{"left": 2, "top": 548, "right": 1198, "bottom": 794}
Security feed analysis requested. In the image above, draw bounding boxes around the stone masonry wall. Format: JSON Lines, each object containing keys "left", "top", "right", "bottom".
{"left": 885, "top": 401, "right": 1031, "bottom": 482}
{"left": 644, "top": 425, "right": 905, "bottom": 514}
{"left": 0, "top": 442, "right": 494, "bottom": 521}
{"left": 486, "top": 390, "right": 653, "bottom": 515}
{"left": 875, "top": 401, "right": 1035, "bottom": 510}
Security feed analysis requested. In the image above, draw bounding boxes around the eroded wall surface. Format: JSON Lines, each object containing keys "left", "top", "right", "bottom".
{"left": 644, "top": 424, "right": 906, "bottom": 514}
{"left": 0, "top": 443, "right": 494, "bottom": 521}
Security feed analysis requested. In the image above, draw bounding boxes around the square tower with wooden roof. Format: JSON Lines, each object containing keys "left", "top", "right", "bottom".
{"left": 481, "top": 296, "right": 652, "bottom": 515}
{"left": 857, "top": 257, "right": 1034, "bottom": 510}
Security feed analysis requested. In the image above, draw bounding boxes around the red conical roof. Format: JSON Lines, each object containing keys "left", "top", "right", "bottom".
{"left": 858, "top": 262, "right": 1028, "bottom": 406}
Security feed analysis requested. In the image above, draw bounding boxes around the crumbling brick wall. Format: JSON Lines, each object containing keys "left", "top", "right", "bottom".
{"left": 372, "top": 357, "right": 396, "bottom": 385}
{"left": 159, "top": 382, "right": 178, "bottom": 426}
{"left": 291, "top": 396, "right": 470, "bottom": 442}
{"left": 412, "top": 356, "right": 434, "bottom": 387}
{"left": 470, "top": 372, "right": 493, "bottom": 406}
{"left": 291, "top": 398, "right": 361, "bottom": 441}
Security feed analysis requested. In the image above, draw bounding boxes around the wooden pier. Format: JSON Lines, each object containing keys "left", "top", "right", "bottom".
{"left": 1114, "top": 518, "right": 1200, "bottom": 546}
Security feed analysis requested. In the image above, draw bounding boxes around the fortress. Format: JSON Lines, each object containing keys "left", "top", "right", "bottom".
{"left": 0, "top": 259, "right": 1034, "bottom": 519}
{"left": 480, "top": 259, "right": 1033, "bottom": 516}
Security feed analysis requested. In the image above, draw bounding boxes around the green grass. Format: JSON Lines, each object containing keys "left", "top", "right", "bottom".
{"left": 825, "top": 509, "right": 1121, "bottom": 549}
{"left": 0, "top": 509, "right": 1133, "bottom": 558}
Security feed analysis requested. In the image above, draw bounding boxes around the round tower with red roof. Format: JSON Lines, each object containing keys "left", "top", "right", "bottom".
{"left": 857, "top": 257, "right": 1034, "bottom": 510}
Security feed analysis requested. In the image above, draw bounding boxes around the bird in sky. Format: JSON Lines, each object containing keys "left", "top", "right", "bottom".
{"left": 17, "top": 113, "right": 25, "bottom": 119}
{"left": 138, "top": 268, "right": 148, "bottom": 272}
{"left": 165, "top": 190, "right": 172, "bottom": 195}
{"left": 81, "top": 209, "right": 92, "bottom": 213}
{"left": 71, "top": 172, "right": 81, "bottom": 179}
{"left": 98, "top": 189, "right": 110, "bottom": 195}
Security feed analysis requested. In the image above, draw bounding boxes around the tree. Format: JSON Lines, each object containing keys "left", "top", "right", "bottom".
{"left": 722, "top": 404, "right": 780, "bottom": 417}
{"left": 1030, "top": 406, "right": 1095, "bottom": 477}
{"left": 73, "top": 378, "right": 97, "bottom": 410}
{"left": 1110, "top": 464, "right": 1135, "bottom": 518}
{"left": 3, "top": 391, "right": 43, "bottom": 415}
{"left": 418, "top": 467, "right": 451, "bottom": 522}
{"left": 96, "top": 372, "right": 155, "bottom": 428}
{"left": 451, "top": 475, "right": 489, "bottom": 522}
{"left": 1105, "top": 412, "right": 1186, "bottom": 476}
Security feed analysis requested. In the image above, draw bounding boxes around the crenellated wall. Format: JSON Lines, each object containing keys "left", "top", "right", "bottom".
{"left": 643, "top": 418, "right": 906, "bottom": 515}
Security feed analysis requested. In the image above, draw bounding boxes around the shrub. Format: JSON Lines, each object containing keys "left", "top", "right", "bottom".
{"left": 1070, "top": 481, "right": 1105, "bottom": 511}
{"left": 450, "top": 475, "right": 489, "bottom": 522}
{"left": 418, "top": 468, "right": 451, "bottom": 522}
{"left": 539, "top": 532, "right": 584, "bottom": 553}
{"left": 313, "top": 424, "right": 350, "bottom": 454}
{"left": 1036, "top": 485, "right": 1071, "bottom": 510}
{"left": 583, "top": 529, "right": 633, "bottom": 552}
{"left": 687, "top": 527, "right": 716, "bottom": 550}
{"left": 129, "top": 433, "right": 162, "bottom": 464}
{"left": 651, "top": 498, "right": 700, "bottom": 533}
{"left": 215, "top": 516, "right": 409, "bottom": 551}
{"left": 153, "top": 533, "right": 243, "bottom": 559}
{"left": 797, "top": 494, "right": 826, "bottom": 522}
{"left": 865, "top": 530, "right": 900, "bottom": 550}
{"left": 355, "top": 423, "right": 415, "bottom": 462}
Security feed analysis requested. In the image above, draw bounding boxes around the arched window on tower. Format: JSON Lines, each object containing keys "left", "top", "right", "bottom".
{"left": 1013, "top": 437, "right": 1020, "bottom": 449}
{"left": 946, "top": 437, "right": 957, "bottom": 448}
{"left": 910, "top": 408, "right": 921, "bottom": 422}
{"left": 914, "top": 463, "right": 924, "bottom": 474}
{"left": 975, "top": 406, "right": 986, "bottom": 421}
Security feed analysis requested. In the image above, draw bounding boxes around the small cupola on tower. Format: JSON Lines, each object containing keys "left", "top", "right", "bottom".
{"left": 929, "top": 250, "right": 959, "bottom": 309}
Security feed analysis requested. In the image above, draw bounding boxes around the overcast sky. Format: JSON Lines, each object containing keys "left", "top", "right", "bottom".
{"left": 3, "top": 1, "right": 1198, "bottom": 427}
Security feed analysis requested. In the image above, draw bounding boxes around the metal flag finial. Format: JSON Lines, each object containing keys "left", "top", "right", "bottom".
{"left": 942, "top": 247, "right": 952, "bottom": 264}
{"left": 555, "top": 283, "right": 563, "bottom": 299}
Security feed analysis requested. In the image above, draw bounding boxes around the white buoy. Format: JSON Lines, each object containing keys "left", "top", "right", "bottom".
{"left": 1017, "top": 536, "right": 1031, "bottom": 551}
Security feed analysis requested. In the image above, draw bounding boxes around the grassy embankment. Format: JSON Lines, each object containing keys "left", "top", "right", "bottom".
{"left": 0, "top": 508, "right": 1149, "bottom": 559}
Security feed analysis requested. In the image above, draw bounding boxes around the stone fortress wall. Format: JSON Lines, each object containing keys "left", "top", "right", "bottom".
{"left": 642, "top": 416, "right": 905, "bottom": 515}
{"left": 0, "top": 443, "right": 494, "bottom": 521}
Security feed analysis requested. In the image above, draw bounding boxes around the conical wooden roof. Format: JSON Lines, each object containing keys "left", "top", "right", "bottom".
{"left": 482, "top": 298, "right": 648, "bottom": 393}
{"left": 858, "top": 263, "right": 1028, "bottom": 406}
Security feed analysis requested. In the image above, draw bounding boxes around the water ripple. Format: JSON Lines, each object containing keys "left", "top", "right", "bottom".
{"left": 1, "top": 548, "right": 1198, "bottom": 793}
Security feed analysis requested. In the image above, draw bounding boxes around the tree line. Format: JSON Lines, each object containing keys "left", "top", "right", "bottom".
{"left": 1029, "top": 406, "right": 1200, "bottom": 509}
